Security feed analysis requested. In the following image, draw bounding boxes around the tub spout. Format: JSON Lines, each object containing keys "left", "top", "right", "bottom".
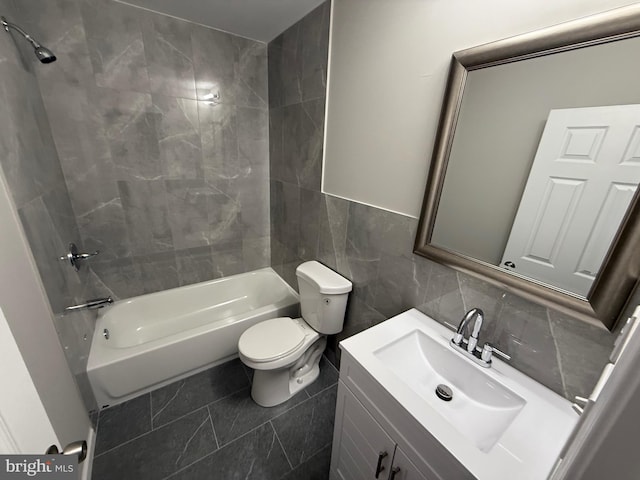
{"left": 65, "top": 297, "right": 113, "bottom": 312}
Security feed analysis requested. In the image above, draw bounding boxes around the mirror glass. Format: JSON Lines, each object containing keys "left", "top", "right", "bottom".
{"left": 415, "top": 5, "right": 640, "bottom": 329}
{"left": 431, "top": 36, "right": 640, "bottom": 298}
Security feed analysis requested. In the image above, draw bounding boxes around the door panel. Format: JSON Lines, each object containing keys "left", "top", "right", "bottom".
{"left": 501, "top": 104, "right": 640, "bottom": 296}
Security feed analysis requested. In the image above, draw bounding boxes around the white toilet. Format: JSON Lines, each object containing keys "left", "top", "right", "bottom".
{"left": 238, "top": 261, "right": 352, "bottom": 407}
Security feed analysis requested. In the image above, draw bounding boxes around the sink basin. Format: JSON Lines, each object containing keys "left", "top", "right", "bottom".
{"left": 339, "top": 309, "right": 577, "bottom": 480}
{"left": 373, "top": 329, "right": 525, "bottom": 452}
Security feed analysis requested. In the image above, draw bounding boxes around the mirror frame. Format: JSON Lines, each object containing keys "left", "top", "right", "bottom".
{"left": 414, "top": 5, "right": 640, "bottom": 330}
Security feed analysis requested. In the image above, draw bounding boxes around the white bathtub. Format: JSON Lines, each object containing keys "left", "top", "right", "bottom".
{"left": 86, "top": 268, "right": 299, "bottom": 408}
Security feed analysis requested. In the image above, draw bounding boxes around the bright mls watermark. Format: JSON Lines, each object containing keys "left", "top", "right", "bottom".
{"left": 0, "top": 456, "right": 76, "bottom": 479}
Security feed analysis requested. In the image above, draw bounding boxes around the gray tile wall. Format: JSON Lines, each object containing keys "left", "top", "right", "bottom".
{"left": 0, "top": 0, "right": 100, "bottom": 406}
{"left": 15, "top": 0, "right": 270, "bottom": 301}
{"left": 268, "top": 1, "right": 617, "bottom": 401}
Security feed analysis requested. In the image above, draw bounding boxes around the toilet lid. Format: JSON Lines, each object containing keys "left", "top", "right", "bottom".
{"left": 239, "top": 317, "right": 306, "bottom": 362}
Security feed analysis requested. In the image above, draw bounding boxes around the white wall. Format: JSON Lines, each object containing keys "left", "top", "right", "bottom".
{"left": 323, "top": 0, "right": 640, "bottom": 218}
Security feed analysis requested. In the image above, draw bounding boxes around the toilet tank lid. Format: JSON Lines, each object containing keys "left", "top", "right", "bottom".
{"left": 296, "top": 261, "right": 352, "bottom": 294}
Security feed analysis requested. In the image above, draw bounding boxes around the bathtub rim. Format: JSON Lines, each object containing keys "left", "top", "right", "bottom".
{"left": 86, "top": 267, "right": 299, "bottom": 369}
{"left": 101, "top": 266, "right": 296, "bottom": 312}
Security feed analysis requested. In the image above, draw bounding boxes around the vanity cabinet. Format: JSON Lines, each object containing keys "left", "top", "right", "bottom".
{"left": 331, "top": 381, "right": 396, "bottom": 479}
{"left": 330, "top": 351, "right": 474, "bottom": 480}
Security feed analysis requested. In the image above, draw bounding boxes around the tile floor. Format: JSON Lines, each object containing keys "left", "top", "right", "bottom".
{"left": 91, "top": 357, "right": 338, "bottom": 480}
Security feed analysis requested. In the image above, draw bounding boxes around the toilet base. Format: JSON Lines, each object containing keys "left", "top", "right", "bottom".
{"left": 250, "top": 337, "right": 326, "bottom": 407}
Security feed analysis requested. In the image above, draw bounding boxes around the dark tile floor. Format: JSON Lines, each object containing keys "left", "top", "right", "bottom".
{"left": 91, "top": 357, "right": 338, "bottom": 480}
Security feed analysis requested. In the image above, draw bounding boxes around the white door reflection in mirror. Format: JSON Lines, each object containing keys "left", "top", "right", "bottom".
{"left": 501, "top": 104, "right": 640, "bottom": 296}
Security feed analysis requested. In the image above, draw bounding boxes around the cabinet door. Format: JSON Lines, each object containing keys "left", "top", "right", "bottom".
{"left": 331, "top": 381, "right": 397, "bottom": 480}
{"left": 388, "top": 447, "right": 431, "bottom": 480}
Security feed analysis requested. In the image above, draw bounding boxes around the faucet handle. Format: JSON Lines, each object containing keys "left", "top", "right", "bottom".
{"left": 481, "top": 343, "right": 493, "bottom": 362}
{"left": 467, "top": 336, "right": 478, "bottom": 353}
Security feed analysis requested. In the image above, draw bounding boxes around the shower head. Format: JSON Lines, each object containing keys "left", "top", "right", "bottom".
{"left": 34, "top": 45, "right": 56, "bottom": 64}
{"left": 1, "top": 16, "right": 56, "bottom": 64}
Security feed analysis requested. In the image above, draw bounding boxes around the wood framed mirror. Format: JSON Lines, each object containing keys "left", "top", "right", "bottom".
{"left": 414, "top": 4, "right": 640, "bottom": 330}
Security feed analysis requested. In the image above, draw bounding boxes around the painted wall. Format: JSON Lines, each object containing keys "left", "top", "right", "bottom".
{"left": 15, "top": 0, "right": 270, "bottom": 301}
{"left": 270, "top": 0, "right": 619, "bottom": 401}
{"left": 116, "top": 0, "right": 325, "bottom": 42}
{"left": 323, "top": 0, "right": 640, "bottom": 218}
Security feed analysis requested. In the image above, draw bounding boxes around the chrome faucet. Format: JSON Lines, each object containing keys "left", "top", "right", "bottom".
{"left": 451, "top": 308, "right": 495, "bottom": 367}
{"left": 453, "top": 308, "right": 484, "bottom": 353}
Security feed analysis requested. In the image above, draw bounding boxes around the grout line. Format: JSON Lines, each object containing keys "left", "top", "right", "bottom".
{"left": 263, "top": 395, "right": 313, "bottom": 425}
{"left": 213, "top": 395, "right": 306, "bottom": 449}
{"left": 206, "top": 385, "right": 250, "bottom": 409}
{"left": 164, "top": 418, "right": 284, "bottom": 479}
{"left": 295, "top": 441, "right": 332, "bottom": 468}
{"left": 323, "top": 356, "right": 339, "bottom": 375}
{"left": 94, "top": 406, "right": 209, "bottom": 459}
{"left": 305, "top": 381, "right": 338, "bottom": 401}
{"left": 206, "top": 373, "right": 336, "bottom": 435}
{"left": 95, "top": 367, "right": 336, "bottom": 463}
{"left": 162, "top": 383, "right": 338, "bottom": 479}
{"left": 270, "top": 421, "right": 294, "bottom": 471}
{"left": 94, "top": 427, "right": 156, "bottom": 459}
{"left": 151, "top": 382, "right": 250, "bottom": 431}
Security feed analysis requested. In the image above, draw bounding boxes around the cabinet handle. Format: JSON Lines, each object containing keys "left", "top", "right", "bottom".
{"left": 375, "top": 451, "right": 388, "bottom": 478}
{"left": 389, "top": 466, "right": 401, "bottom": 480}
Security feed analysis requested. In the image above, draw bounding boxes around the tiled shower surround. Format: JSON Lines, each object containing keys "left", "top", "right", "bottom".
{"left": 268, "top": 1, "right": 622, "bottom": 401}
{"left": 0, "top": 0, "right": 100, "bottom": 399}
{"left": 16, "top": 0, "right": 270, "bottom": 301}
{"left": 0, "top": 0, "right": 270, "bottom": 409}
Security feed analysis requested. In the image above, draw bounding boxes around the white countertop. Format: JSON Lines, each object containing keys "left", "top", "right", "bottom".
{"left": 340, "top": 308, "right": 578, "bottom": 480}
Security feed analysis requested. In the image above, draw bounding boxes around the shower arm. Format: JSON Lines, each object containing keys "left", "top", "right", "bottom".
{"left": 1, "top": 16, "right": 42, "bottom": 48}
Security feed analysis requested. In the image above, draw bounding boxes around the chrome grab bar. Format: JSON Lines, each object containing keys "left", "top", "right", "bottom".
{"left": 65, "top": 297, "right": 113, "bottom": 312}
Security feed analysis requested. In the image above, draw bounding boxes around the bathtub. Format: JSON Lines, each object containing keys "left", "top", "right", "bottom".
{"left": 86, "top": 268, "right": 299, "bottom": 408}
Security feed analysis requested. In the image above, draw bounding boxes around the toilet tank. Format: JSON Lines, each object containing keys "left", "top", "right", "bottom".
{"left": 296, "top": 261, "right": 352, "bottom": 334}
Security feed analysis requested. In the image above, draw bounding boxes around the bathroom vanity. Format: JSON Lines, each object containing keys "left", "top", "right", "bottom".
{"left": 329, "top": 309, "right": 577, "bottom": 480}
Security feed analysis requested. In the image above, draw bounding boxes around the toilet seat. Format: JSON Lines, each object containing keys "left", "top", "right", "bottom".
{"left": 239, "top": 317, "right": 307, "bottom": 363}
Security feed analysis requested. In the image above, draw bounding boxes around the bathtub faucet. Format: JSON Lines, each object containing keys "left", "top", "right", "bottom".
{"left": 65, "top": 297, "right": 113, "bottom": 312}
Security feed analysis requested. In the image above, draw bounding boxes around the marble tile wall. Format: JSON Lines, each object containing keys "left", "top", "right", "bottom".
{"left": 0, "top": 0, "right": 100, "bottom": 406}
{"left": 268, "top": 1, "right": 618, "bottom": 401}
{"left": 15, "top": 0, "right": 270, "bottom": 301}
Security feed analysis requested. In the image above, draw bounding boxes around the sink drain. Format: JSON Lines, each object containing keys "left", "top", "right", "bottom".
{"left": 435, "top": 384, "right": 453, "bottom": 402}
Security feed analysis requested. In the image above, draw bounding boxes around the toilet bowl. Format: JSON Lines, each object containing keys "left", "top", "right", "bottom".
{"left": 238, "top": 261, "right": 352, "bottom": 407}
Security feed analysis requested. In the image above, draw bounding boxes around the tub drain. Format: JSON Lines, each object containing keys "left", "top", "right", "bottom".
{"left": 435, "top": 384, "right": 453, "bottom": 402}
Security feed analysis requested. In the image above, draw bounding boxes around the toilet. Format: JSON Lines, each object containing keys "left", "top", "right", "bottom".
{"left": 238, "top": 261, "right": 352, "bottom": 407}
